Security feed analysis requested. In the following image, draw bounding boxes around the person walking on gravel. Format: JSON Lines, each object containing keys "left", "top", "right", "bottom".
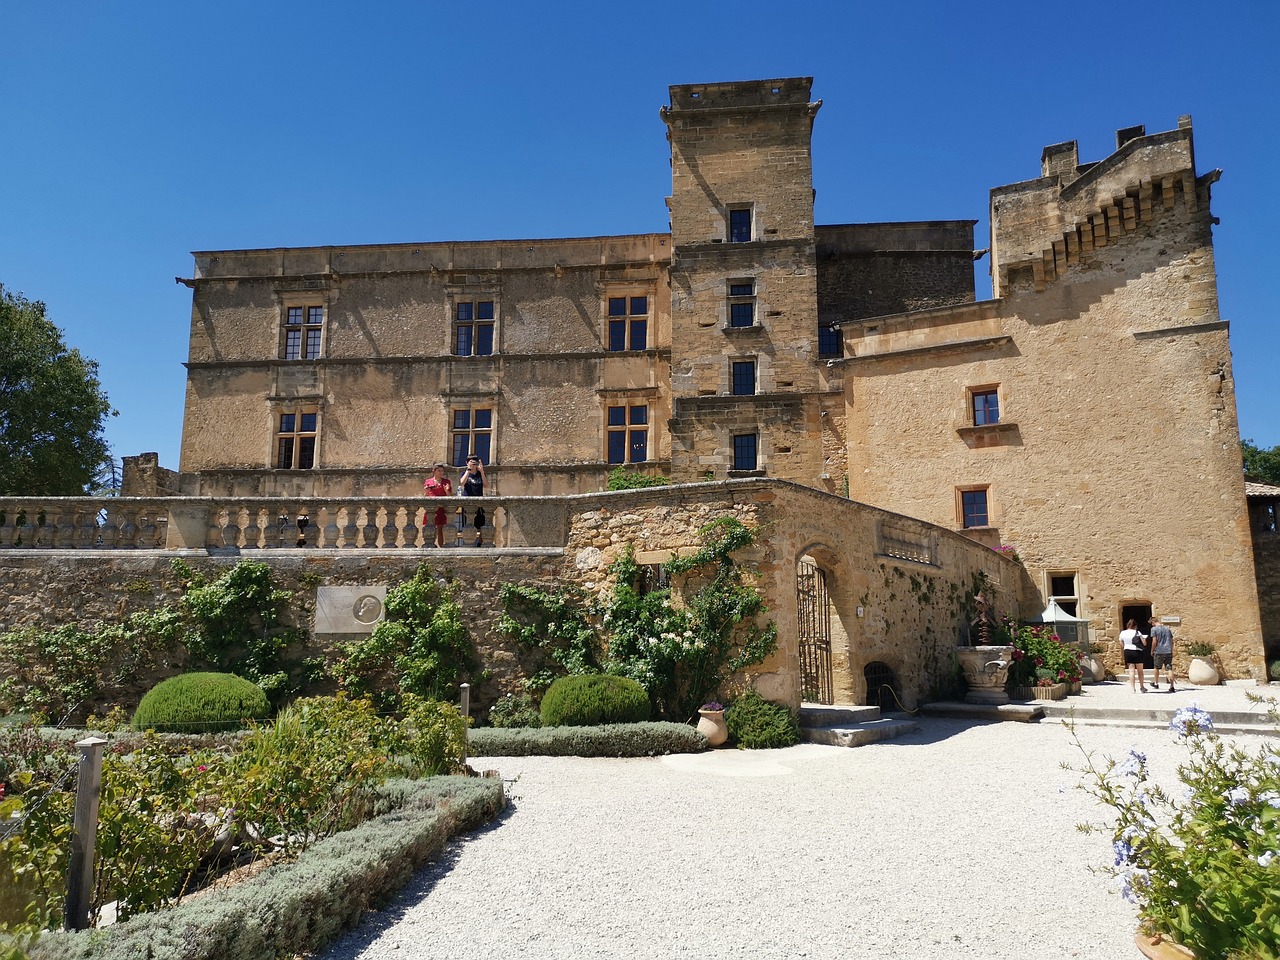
{"left": 1149, "top": 615, "right": 1175, "bottom": 692}
{"left": 1120, "top": 618, "right": 1149, "bottom": 692}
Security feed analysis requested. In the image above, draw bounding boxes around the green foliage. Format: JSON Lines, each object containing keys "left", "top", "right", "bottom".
{"left": 1270, "top": 660, "right": 1280, "bottom": 682}
{"left": 0, "top": 282, "right": 115, "bottom": 496}
{"left": 331, "top": 565, "right": 475, "bottom": 711}
{"left": 1187, "top": 639, "right": 1217, "bottom": 657}
{"left": 387, "top": 694, "right": 470, "bottom": 777}
{"left": 539, "top": 674, "right": 650, "bottom": 727}
{"left": 486, "top": 693, "right": 542, "bottom": 728}
{"left": 24, "top": 777, "right": 505, "bottom": 960}
{"left": 131, "top": 672, "right": 270, "bottom": 734}
{"left": 724, "top": 689, "right": 800, "bottom": 749}
{"left": 1004, "top": 621, "right": 1083, "bottom": 689}
{"left": 1075, "top": 701, "right": 1280, "bottom": 960}
{"left": 497, "top": 582, "right": 600, "bottom": 689}
{"left": 605, "top": 467, "right": 670, "bottom": 490}
{"left": 1243, "top": 438, "right": 1280, "bottom": 486}
{"left": 468, "top": 721, "right": 706, "bottom": 757}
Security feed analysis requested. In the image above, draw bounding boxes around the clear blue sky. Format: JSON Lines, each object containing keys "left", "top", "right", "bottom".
{"left": 2, "top": 0, "right": 1276, "bottom": 473}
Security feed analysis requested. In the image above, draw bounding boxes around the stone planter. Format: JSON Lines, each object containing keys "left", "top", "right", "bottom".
{"left": 696, "top": 709, "right": 728, "bottom": 747}
{"left": 1081, "top": 655, "right": 1106, "bottom": 683}
{"left": 1187, "top": 657, "right": 1219, "bottom": 686}
{"left": 955, "top": 645, "right": 1015, "bottom": 705}
{"left": 1011, "top": 683, "right": 1069, "bottom": 701}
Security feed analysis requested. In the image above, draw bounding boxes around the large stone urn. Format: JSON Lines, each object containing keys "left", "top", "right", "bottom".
{"left": 956, "top": 646, "right": 1016, "bottom": 705}
{"left": 1187, "top": 657, "right": 1219, "bottom": 686}
{"left": 696, "top": 709, "right": 729, "bottom": 747}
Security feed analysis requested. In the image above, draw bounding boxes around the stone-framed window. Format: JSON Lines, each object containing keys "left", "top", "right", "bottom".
{"left": 728, "top": 205, "right": 753, "bottom": 243}
{"left": 818, "top": 320, "right": 841, "bottom": 358}
{"left": 969, "top": 385, "right": 1001, "bottom": 426}
{"left": 454, "top": 301, "right": 496, "bottom": 357}
{"left": 731, "top": 358, "right": 757, "bottom": 396}
{"left": 732, "top": 432, "right": 758, "bottom": 471}
{"left": 1049, "top": 571, "right": 1080, "bottom": 617}
{"left": 275, "top": 407, "right": 318, "bottom": 469}
{"left": 282, "top": 305, "right": 324, "bottom": 360}
{"left": 451, "top": 406, "right": 493, "bottom": 466}
{"left": 728, "top": 279, "right": 756, "bottom": 328}
{"left": 606, "top": 403, "right": 649, "bottom": 464}
{"left": 606, "top": 294, "right": 649, "bottom": 352}
{"left": 1251, "top": 497, "right": 1278, "bottom": 534}
{"left": 958, "top": 486, "right": 990, "bottom": 529}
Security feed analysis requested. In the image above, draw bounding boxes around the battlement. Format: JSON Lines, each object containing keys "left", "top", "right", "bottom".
{"left": 666, "top": 77, "right": 813, "bottom": 112}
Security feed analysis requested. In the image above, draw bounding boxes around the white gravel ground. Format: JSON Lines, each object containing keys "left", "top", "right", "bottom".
{"left": 315, "top": 713, "right": 1274, "bottom": 960}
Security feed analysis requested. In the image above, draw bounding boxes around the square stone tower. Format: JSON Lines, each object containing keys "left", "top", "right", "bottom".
{"left": 661, "top": 78, "right": 829, "bottom": 482}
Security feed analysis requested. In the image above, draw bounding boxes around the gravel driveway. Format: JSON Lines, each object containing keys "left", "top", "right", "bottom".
{"left": 317, "top": 715, "right": 1251, "bottom": 960}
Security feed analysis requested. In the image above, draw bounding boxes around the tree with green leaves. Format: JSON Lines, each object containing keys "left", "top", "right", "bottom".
{"left": 1242, "top": 439, "right": 1280, "bottom": 487}
{"left": 0, "top": 283, "right": 114, "bottom": 495}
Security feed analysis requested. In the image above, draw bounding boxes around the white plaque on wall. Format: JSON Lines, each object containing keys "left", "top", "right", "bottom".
{"left": 315, "top": 586, "right": 388, "bottom": 634}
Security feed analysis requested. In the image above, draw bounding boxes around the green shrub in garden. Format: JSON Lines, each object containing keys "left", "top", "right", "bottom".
{"left": 1076, "top": 700, "right": 1280, "bottom": 960}
{"left": 1004, "top": 621, "right": 1083, "bottom": 689}
{"left": 469, "top": 721, "right": 705, "bottom": 757}
{"left": 539, "top": 674, "right": 650, "bottom": 727}
{"left": 131, "top": 672, "right": 270, "bottom": 733}
{"left": 388, "top": 694, "right": 470, "bottom": 777}
{"left": 725, "top": 689, "right": 799, "bottom": 749}
{"left": 487, "top": 693, "right": 542, "bottom": 728}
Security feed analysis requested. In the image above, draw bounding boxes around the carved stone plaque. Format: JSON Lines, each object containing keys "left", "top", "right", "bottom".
{"left": 315, "top": 585, "right": 388, "bottom": 634}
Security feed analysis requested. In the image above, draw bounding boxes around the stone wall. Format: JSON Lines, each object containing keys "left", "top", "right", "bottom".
{"left": 1254, "top": 528, "right": 1280, "bottom": 666}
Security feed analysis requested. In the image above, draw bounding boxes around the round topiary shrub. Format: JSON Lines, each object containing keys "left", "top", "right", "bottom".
{"left": 539, "top": 674, "right": 650, "bottom": 727}
{"left": 725, "top": 689, "right": 800, "bottom": 749}
{"left": 132, "top": 672, "right": 270, "bottom": 733}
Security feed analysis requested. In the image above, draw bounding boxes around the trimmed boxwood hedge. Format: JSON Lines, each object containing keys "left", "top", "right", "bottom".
{"left": 132, "top": 672, "right": 270, "bottom": 734}
{"left": 539, "top": 673, "right": 650, "bottom": 727}
{"left": 468, "top": 721, "right": 706, "bottom": 757}
{"left": 28, "top": 776, "right": 505, "bottom": 960}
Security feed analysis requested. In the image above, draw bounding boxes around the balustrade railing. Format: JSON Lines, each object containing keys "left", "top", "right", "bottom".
{"left": 0, "top": 497, "right": 571, "bottom": 551}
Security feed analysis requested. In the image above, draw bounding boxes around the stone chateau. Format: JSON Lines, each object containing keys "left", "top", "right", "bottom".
{"left": 131, "top": 76, "right": 1268, "bottom": 682}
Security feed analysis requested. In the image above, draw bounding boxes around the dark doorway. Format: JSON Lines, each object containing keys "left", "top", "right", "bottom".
{"left": 864, "top": 661, "right": 899, "bottom": 711}
{"left": 797, "top": 557, "right": 833, "bottom": 704}
{"left": 1121, "top": 602, "right": 1152, "bottom": 633}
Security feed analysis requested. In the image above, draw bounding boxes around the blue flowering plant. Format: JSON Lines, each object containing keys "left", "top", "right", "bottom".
{"left": 1074, "top": 699, "right": 1280, "bottom": 959}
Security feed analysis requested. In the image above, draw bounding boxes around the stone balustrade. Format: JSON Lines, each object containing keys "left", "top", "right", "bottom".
{"left": 0, "top": 496, "right": 573, "bottom": 551}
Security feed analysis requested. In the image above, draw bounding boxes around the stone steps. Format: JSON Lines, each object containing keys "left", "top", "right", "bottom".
{"left": 798, "top": 703, "right": 919, "bottom": 748}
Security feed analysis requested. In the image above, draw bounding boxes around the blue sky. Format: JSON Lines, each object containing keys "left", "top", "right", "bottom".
{"left": 2, "top": 1, "right": 1276, "bottom": 473}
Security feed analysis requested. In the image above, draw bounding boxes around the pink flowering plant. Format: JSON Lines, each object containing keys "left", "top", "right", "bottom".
{"left": 1074, "top": 699, "right": 1280, "bottom": 959}
{"left": 1003, "top": 621, "right": 1083, "bottom": 690}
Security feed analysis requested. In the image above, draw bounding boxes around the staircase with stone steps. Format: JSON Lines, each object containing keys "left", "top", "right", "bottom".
{"left": 798, "top": 703, "right": 919, "bottom": 748}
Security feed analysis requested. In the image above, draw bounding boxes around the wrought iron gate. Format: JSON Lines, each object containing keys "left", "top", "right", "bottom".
{"left": 797, "top": 558, "right": 833, "bottom": 704}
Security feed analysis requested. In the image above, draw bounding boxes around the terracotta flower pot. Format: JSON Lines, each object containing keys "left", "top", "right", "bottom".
{"left": 696, "top": 709, "right": 728, "bottom": 747}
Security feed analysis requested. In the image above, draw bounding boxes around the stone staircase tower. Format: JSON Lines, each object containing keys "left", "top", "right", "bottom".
{"left": 661, "top": 79, "right": 828, "bottom": 482}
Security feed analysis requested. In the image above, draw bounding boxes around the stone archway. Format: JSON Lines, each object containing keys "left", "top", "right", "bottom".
{"left": 796, "top": 550, "right": 855, "bottom": 705}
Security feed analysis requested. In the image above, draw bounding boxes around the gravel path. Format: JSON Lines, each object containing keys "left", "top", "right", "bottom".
{"left": 313, "top": 713, "right": 1275, "bottom": 960}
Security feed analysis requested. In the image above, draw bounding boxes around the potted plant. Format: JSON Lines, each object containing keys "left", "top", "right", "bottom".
{"left": 1080, "top": 641, "right": 1107, "bottom": 684}
{"left": 696, "top": 701, "right": 728, "bottom": 747}
{"left": 1185, "top": 640, "right": 1219, "bottom": 686}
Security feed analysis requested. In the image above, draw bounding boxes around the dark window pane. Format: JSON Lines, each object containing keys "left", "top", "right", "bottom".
{"left": 474, "top": 408, "right": 492, "bottom": 429}
{"left": 608, "top": 406, "right": 626, "bottom": 426}
{"left": 962, "top": 490, "right": 988, "bottom": 528}
{"left": 455, "top": 324, "right": 473, "bottom": 356}
{"left": 277, "top": 437, "right": 294, "bottom": 469}
{"left": 729, "top": 282, "right": 754, "bottom": 297}
{"left": 629, "top": 430, "right": 648, "bottom": 462}
{"left": 473, "top": 433, "right": 491, "bottom": 464}
{"left": 973, "top": 391, "right": 1000, "bottom": 426}
{"left": 308, "top": 306, "right": 324, "bottom": 325}
{"left": 305, "top": 328, "right": 321, "bottom": 359}
{"left": 300, "top": 413, "right": 317, "bottom": 432}
{"left": 456, "top": 302, "right": 473, "bottom": 322}
{"left": 453, "top": 410, "right": 471, "bottom": 430}
{"left": 732, "top": 433, "right": 757, "bottom": 471}
{"left": 287, "top": 307, "right": 303, "bottom": 325}
{"left": 608, "top": 431, "right": 626, "bottom": 464}
{"left": 285, "top": 330, "right": 301, "bottom": 359}
{"left": 452, "top": 435, "right": 470, "bottom": 466}
{"left": 730, "top": 302, "right": 755, "bottom": 328}
{"left": 280, "top": 414, "right": 296, "bottom": 433}
{"left": 818, "top": 323, "right": 841, "bottom": 357}
{"left": 475, "top": 323, "right": 494, "bottom": 356}
{"left": 608, "top": 297, "right": 627, "bottom": 316}
{"left": 298, "top": 437, "right": 316, "bottom": 469}
{"left": 608, "top": 319, "right": 627, "bottom": 351}
{"left": 630, "top": 318, "right": 647, "bottom": 351}
{"left": 732, "top": 361, "right": 756, "bottom": 396}
{"left": 628, "top": 405, "right": 647, "bottom": 425}
{"left": 630, "top": 296, "right": 647, "bottom": 316}
{"left": 1050, "top": 575, "right": 1076, "bottom": 596}
{"left": 729, "top": 208, "right": 752, "bottom": 243}
{"left": 477, "top": 301, "right": 494, "bottom": 320}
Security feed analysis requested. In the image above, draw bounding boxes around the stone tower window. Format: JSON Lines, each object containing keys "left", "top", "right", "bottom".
{"left": 1049, "top": 571, "right": 1079, "bottom": 617}
{"left": 728, "top": 280, "right": 756, "bottom": 328}
{"left": 606, "top": 404, "right": 649, "bottom": 464}
{"left": 970, "top": 387, "right": 1001, "bottom": 426}
{"left": 731, "top": 359, "right": 757, "bottom": 396}
{"left": 732, "top": 432, "right": 758, "bottom": 471}
{"left": 451, "top": 407, "right": 493, "bottom": 466}
{"left": 607, "top": 295, "right": 649, "bottom": 351}
{"left": 275, "top": 408, "right": 318, "bottom": 469}
{"left": 282, "top": 305, "right": 324, "bottom": 360}
{"left": 454, "top": 301, "right": 495, "bottom": 357}
{"left": 728, "top": 206, "right": 753, "bottom": 243}
{"left": 959, "top": 487, "right": 990, "bottom": 529}
{"left": 818, "top": 320, "right": 841, "bottom": 358}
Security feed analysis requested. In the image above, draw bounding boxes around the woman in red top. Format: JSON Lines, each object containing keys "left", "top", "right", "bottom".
{"left": 423, "top": 463, "right": 453, "bottom": 547}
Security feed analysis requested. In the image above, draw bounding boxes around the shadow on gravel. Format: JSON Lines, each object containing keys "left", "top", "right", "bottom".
{"left": 875, "top": 713, "right": 1011, "bottom": 747}
{"left": 318, "top": 802, "right": 519, "bottom": 957}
